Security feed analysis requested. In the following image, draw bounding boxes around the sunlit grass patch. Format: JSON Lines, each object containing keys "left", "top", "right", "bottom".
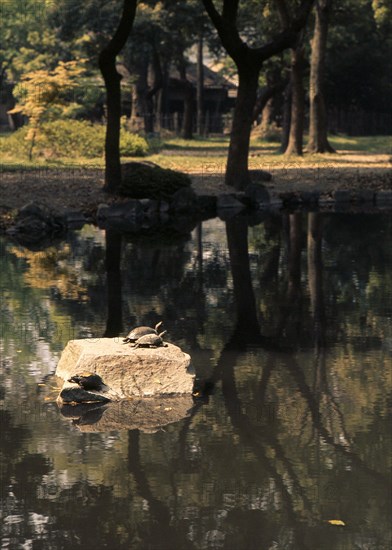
{"left": 328, "top": 134, "right": 391, "bottom": 154}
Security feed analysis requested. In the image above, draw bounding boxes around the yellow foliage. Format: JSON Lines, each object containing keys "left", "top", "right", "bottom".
{"left": 327, "top": 519, "right": 346, "bottom": 526}
{"left": 9, "top": 245, "right": 88, "bottom": 301}
{"left": 8, "top": 60, "right": 86, "bottom": 158}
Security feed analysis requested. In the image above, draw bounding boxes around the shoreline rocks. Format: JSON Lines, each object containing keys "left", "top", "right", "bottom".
{"left": 4, "top": 186, "right": 392, "bottom": 245}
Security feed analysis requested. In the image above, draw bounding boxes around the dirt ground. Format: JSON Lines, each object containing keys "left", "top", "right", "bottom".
{"left": 0, "top": 152, "right": 391, "bottom": 230}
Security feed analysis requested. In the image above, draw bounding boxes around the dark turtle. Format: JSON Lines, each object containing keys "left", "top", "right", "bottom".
{"left": 123, "top": 321, "right": 163, "bottom": 344}
{"left": 68, "top": 372, "right": 105, "bottom": 392}
{"left": 133, "top": 331, "right": 168, "bottom": 349}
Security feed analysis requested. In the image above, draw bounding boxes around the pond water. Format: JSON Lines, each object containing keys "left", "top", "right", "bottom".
{"left": 0, "top": 212, "right": 391, "bottom": 550}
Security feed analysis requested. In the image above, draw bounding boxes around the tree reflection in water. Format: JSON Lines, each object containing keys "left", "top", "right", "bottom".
{"left": 0, "top": 213, "right": 391, "bottom": 549}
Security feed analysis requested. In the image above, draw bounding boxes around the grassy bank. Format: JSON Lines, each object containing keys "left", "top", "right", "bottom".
{"left": 0, "top": 133, "right": 391, "bottom": 232}
{"left": 0, "top": 133, "right": 390, "bottom": 173}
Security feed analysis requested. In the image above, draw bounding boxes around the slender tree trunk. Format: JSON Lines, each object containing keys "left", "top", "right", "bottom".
{"left": 160, "top": 64, "right": 169, "bottom": 129}
{"left": 178, "top": 54, "right": 193, "bottom": 139}
{"left": 280, "top": 81, "right": 292, "bottom": 152}
{"left": 145, "top": 46, "right": 163, "bottom": 134}
{"left": 284, "top": 45, "right": 305, "bottom": 155}
{"left": 255, "top": 97, "right": 274, "bottom": 137}
{"left": 252, "top": 76, "right": 287, "bottom": 127}
{"left": 99, "top": 0, "right": 137, "bottom": 193}
{"left": 226, "top": 68, "right": 260, "bottom": 189}
{"left": 28, "top": 127, "right": 37, "bottom": 161}
{"left": 196, "top": 32, "right": 204, "bottom": 136}
{"left": 130, "top": 56, "right": 149, "bottom": 133}
{"left": 308, "top": 0, "right": 335, "bottom": 153}
{"left": 182, "top": 82, "right": 194, "bottom": 139}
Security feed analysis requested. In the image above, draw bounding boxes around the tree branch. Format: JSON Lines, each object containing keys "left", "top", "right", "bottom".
{"left": 292, "top": 0, "right": 316, "bottom": 32}
{"left": 222, "top": 0, "right": 240, "bottom": 21}
{"left": 274, "top": 0, "right": 291, "bottom": 28}
{"left": 255, "top": 0, "right": 315, "bottom": 60}
{"left": 201, "top": 0, "right": 248, "bottom": 65}
{"left": 99, "top": 0, "right": 137, "bottom": 61}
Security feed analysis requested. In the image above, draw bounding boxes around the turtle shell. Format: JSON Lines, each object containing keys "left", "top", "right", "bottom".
{"left": 133, "top": 331, "right": 167, "bottom": 348}
{"left": 123, "top": 321, "right": 163, "bottom": 343}
{"left": 68, "top": 372, "right": 104, "bottom": 391}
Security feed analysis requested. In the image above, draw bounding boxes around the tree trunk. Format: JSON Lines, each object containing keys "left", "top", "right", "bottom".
{"left": 308, "top": 0, "right": 335, "bottom": 153}
{"left": 201, "top": 0, "right": 315, "bottom": 188}
{"left": 160, "top": 64, "right": 169, "bottom": 129}
{"left": 182, "top": 82, "right": 194, "bottom": 139}
{"left": 252, "top": 76, "right": 287, "bottom": 124}
{"left": 225, "top": 69, "right": 259, "bottom": 189}
{"left": 145, "top": 46, "right": 163, "bottom": 134}
{"left": 130, "top": 56, "right": 149, "bottom": 133}
{"left": 196, "top": 32, "right": 204, "bottom": 136}
{"left": 178, "top": 54, "right": 193, "bottom": 140}
{"left": 253, "top": 97, "right": 273, "bottom": 138}
{"left": 280, "top": 81, "right": 292, "bottom": 152}
{"left": 99, "top": 0, "right": 137, "bottom": 193}
{"left": 284, "top": 45, "right": 305, "bottom": 155}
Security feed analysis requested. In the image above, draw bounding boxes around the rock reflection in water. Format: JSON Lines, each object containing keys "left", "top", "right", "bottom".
{"left": 59, "top": 395, "right": 194, "bottom": 433}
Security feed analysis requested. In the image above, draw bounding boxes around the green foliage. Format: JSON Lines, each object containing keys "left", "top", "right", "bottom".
{"left": 9, "top": 60, "right": 86, "bottom": 158}
{"left": 0, "top": 0, "right": 58, "bottom": 81}
{"left": 327, "top": 0, "right": 392, "bottom": 111}
{"left": 120, "top": 162, "right": 191, "bottom": 199}
{"left": 0, "top": 120, "right": 148, "bottom": 159}
{"left": 119, "top": 128, "right": 149, "bottom": 157}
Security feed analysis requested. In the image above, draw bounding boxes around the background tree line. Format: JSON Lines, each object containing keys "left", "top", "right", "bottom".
{"left": 1, "top": 0, "right": 391, "bottom": 190}
{"left": 2, "top": 0, "right": 390, "bottom": 138}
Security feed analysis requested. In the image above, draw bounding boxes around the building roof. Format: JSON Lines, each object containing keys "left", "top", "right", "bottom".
{"left": 116, "top": 62, "right": 237, "bottom": 91}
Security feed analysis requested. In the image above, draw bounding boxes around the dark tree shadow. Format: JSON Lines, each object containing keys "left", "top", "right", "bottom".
{"left": 127, "top": 430, "right": 197, "bottom": 550}
{"left": 104, "top": 229, "right": 123, "bottom": 337}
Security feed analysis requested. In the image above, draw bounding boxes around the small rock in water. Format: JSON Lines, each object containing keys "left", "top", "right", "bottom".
{"left": 55, "top": 338, "right": 194, "bottom": 398}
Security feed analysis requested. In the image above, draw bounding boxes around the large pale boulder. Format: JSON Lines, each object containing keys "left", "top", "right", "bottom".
{"left": 55, "top": 338, "right": 194, "bottom": 399}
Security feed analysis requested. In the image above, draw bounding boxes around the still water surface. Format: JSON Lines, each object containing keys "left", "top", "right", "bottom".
{"left": 0, "top": 212, "right": 391, "bottom": 550}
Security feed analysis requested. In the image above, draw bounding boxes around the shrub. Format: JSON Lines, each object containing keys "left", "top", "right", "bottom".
{"left": 0, "top": 120, "right": 149, "bottom": 159}
{"left": 121, "top": 162, "right": 191, "bottom": 199}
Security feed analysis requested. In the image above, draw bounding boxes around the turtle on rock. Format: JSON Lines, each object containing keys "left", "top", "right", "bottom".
{"left": 68, "top": 372, "right": 105, "bottom": 392}
{"left": 123, "top": 321, "right": 163, "bottom": 344}
{"left": 133, "top": 331, "right": 168, "bottom": 349}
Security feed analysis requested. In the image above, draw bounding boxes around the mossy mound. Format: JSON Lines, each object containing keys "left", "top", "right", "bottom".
{"left": 121, "top": 162, "right": 191, "bottom": 200}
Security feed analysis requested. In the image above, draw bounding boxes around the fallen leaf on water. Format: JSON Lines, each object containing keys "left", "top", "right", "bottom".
{"left": 327, "top": 520, "right": 345, "bottom": 526}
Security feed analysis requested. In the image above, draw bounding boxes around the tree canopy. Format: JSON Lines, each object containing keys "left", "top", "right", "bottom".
{"left": 1, "top": 0, "right": 391, "bottom": 189}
